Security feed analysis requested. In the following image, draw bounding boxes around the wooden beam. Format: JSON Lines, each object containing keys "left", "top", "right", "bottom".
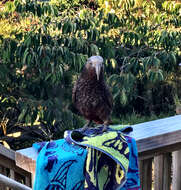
{"left": 0, "top": 154, "right": 31, "bottom": 178}
{"left": 131, "top": 115, "right": 181, "bottom": 141}
{"left": 17, "top": 115, "right": 181, "bottom": 161}
{"left": 129, "top": 115, "right": 181, "bottom": 158}
{"left": 0, "top": 143, "right": 15, "bottom": 160}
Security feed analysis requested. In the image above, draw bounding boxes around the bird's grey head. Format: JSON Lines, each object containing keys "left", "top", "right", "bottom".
{"left": 87, "top": 56, "right": 104, "bottom": 81}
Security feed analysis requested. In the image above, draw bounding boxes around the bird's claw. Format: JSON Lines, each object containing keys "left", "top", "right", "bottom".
{"left": 93, "top": 124, "right": 108, "bottom": 135}
{"left": 102, "top": 125, "right": 108, "bottom": 133}
{"left": 80, "top": 125, "right": 89, "bottom": 133}
{"left": 80, "top": 121, "right": 93, "bottom": 133}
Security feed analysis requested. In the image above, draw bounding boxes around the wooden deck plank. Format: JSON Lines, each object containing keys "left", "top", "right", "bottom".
{"left": 17, "top": 147, "right": 38, "bottom": 161}
{"left": 129, "top": 115, "right": 181, "bottom": 140}
{"left": 129, "top": 115, "right": 181, "bottom": 157}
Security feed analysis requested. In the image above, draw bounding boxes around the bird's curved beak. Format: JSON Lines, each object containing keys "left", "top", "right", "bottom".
{"left": 95, "top": 64, "right": 101, "bottom": 81}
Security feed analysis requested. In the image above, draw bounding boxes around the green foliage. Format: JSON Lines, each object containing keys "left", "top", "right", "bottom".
{"left": 113, "top": 112, "right": 173, "bottom": 126}
{"left": 0, "top": 0, "right": 180, "bottom": 148}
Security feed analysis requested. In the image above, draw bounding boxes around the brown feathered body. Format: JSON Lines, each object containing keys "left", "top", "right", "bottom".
{"left": 72, "top": 58, "right": 113, "bottom": 125}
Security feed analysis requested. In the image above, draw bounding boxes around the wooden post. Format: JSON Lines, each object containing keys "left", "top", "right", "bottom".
{"left": 139, "top": 158, "right": 153, "bottom": 190}
{"left": 10, "top": 169, "right": 15, "bottom": 180}
{"left": 25, "top": 176, "right": 31, "bottom": 187}
{"left": 15, "top": 151, "right": 36, "bottom": 187}
{"left": 154, "top": 153, "right": 172, "bottom": 190}
{"left": 172, "top": 150, "right": 181, "bottom": 190}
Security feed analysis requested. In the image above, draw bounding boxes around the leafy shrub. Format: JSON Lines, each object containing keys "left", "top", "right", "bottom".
{"left": 0, "top": 0, "right": 180, "bottom": 148}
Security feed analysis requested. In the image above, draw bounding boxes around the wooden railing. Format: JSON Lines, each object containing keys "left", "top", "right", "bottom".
{"left": 0, "top": 115, "right": 181, "bottom": 189}
{"left": 131, "top": 115, "right": 181, "bottom": 190}
{"left": 0, "top": 143, "right": 32, "bottom": 190}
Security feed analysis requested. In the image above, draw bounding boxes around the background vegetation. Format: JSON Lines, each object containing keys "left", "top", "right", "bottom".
{"left": 0, "top": 0, "right": 180, "bottom": 149}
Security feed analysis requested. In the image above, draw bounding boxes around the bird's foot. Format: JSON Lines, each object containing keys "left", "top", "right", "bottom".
{"left": 94, "top": 124, "right": 108, "bottom": 135}
{"left": 80, "top": 121, "right": 93, "bottom": 133}
{"left": 101, "top": 125, "right": 108, "bottom": 133}
{"left": 80, "top": 125, "right": 89, "bottom": 133}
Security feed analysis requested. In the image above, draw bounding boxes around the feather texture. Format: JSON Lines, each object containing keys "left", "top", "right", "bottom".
{"left": 72, "top": 56, "right": 113, "bottom": 125}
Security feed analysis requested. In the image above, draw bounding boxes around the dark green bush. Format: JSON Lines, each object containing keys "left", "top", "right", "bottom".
{"left": 0, "top": 0, "right": 180, "bottom": 149}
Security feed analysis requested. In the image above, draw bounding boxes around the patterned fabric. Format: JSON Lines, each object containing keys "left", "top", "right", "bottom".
{"left": 33, "top": 139, "right": 87, "bottom": 190}
{"left": 121, "top": 136, "right": 140, "bottom": 190}
{"left": 65, "top": 125, "right": 136, "bottom": 190}
{"left": 33, "top": 125, "right": 140, "bottom": 190}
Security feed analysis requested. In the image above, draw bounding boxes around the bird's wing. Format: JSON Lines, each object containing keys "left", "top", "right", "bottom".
{"left": 104, "top": 85, "right": 113, "bottom": 110}
{"left": 72, "top": 81, "right": 77, "bottom": 104}
{"left": 71, "top": 80, "right": 82, "bottom": 116}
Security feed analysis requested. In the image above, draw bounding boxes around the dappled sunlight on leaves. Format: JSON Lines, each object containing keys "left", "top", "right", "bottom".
{"left": 0, "top": 0, "right": 180, "bottom": 149}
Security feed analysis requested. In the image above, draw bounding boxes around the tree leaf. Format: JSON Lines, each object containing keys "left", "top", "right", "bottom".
{"left": 18, "top": 107, "right": 28, "bottom": 122}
